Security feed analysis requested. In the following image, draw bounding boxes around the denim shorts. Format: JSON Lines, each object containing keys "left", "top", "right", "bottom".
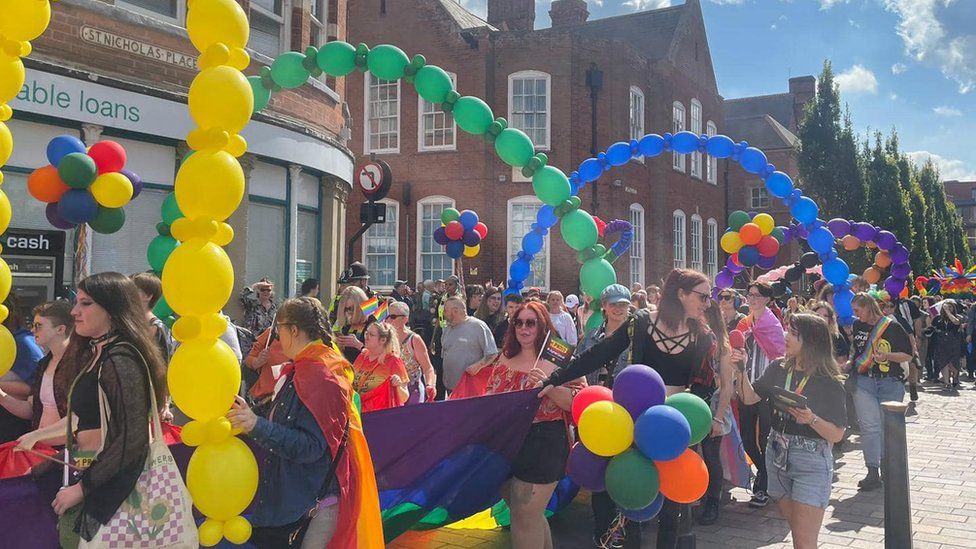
{"left": 765, "top": 430, "right": 834, "bottom": 509}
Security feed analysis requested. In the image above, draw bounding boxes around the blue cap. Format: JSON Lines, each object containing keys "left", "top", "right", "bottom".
{"left": 601, "top": 284, "right": 631, "bottom": 305}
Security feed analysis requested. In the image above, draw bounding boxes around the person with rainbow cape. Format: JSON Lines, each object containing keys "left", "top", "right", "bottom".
{"left": 229, "top": 297, "right": 383, "bottom": 548}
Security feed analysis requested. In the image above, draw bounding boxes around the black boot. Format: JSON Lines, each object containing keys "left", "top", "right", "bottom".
{"left": 909, "top": 383, "right": 919, "bottom": 402}
{"left": 858, "top": 466, "right": 882, "bottom": 491}
{"left": 698, "top": 497, "right": 720, "bottom": 526}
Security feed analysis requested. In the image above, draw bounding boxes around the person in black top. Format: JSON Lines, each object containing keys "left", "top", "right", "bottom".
{"left": 717, "top": 289, "right": 745, "bottom": 333}
{"left": 930, "top": 300, "right": 963, "bottom": 391}
{"left": 492, "top": 293, "right": 523, "bottom": 349}
{"left": 736, "top": 313, "right": 846, "bottom": 549}
{"left": 543, "top": 269, "right": 714, "bottom": 549}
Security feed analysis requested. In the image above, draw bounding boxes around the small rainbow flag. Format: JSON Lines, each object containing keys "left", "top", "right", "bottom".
{"left": 360, "top": 296, "right": 379, "bottom": 317}
{"left": 374, "top": 299, "right": 390, "bottom": 322}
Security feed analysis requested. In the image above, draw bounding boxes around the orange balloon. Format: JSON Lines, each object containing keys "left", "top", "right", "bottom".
{"left": 863, "top": 267, "right": 882, "bottom": 284}
{"left": 739, "top": 223, "right": 762, "bottom": 245}
{"left": 654, "top": 449, "right": 708, "bottom": 504}
{"left": 875, "top": 251, "right": 892, "bottom": 269}
{"left": 865, "top": 240, "right": 878, "bottom": 249}
{"left": 27, "top": 165, "right": 69, "bottom": 203}
{"left": 841, "top": 235, "right": 861, "bottom": 251}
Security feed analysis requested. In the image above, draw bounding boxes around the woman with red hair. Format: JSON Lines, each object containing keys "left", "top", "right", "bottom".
{"left": 470, "top": 301, "right": 584, "bottom": 549}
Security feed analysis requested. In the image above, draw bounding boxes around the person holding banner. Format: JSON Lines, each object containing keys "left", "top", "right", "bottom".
{"left": 352, "top": 322, "right": 410, "bottom": 412}
{"left": 848, "top": 293, "right": 912, "bottom": 492}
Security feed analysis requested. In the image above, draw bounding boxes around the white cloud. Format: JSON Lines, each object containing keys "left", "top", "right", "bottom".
{"left": 890, "top": 92, "right": 899, "bottom": 100}
{"left": 623, "top": 0, "right": 672, "bottom": 10}
{"left": 771, "top": 23, "right": 778, "bottom": 29}
{"left": 891, "top": 62, "right": 908, "bottom": 74}
{"left": 709, "top": 0, "right": 746, "bottom": 4}
{"left": 819, "top": 0, "right": 849, "bottom": 9}
{"left": 849, "top": 19, "right": 861, "bottom": 28}
{"left": 907, "top": 151, "right": 976, "bottom": 181}
{"left": 933, "top": 105, "right": 963, "bottom": 116}
{"left": 835, "top": 64, "right": 879, "bottom": 95}
{"left": 884, "top": 0, "right": 976, "bottom": 94}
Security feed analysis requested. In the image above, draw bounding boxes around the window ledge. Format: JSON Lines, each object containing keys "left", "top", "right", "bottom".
{"left": 417, "top": 146, "right": 458, "bottom": 154}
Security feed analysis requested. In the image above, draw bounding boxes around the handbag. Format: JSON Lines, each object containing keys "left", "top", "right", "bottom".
{"left": 77, "top": 342, "right": 198, "bottom": 549}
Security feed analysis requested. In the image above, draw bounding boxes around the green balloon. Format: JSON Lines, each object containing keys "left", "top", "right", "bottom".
{"left": 367, "top": 44, "right": 410, "bottom": 81}
{"left": 561, "top": 209, "right": 599, "bottom": 251}
{"left": 270, "top": 52, "right": 310, "bottom": 89}
{"left": 771, "top": 226, "right": 785, "bottom": 244}
{"left": 58, "top": 152, "right": 97, "bottom": 189}
{"left": 414, "top": 65, "right": 454, "bottom": 104}
{"left": 453, "top": 96, "right": 493, "bottom": 135}
{"left": 248, "top": 76, "right": 271, "bottom": 113}
{"left": 585, "top": 310, "right": 605, "bottom": 332}
{"left": 161, "top": 193, "right": 183, "bottom": 226}
{"left": 89, "top": 206, "right": 125, "bottom": 234}
{"left": 605, "top": 449, "right": 660, "bottom": 511}
{"left": 532, "top": 166, "right": 571, "bottom": 207}
{"left": 580, "top": 257, "right": 616, "bottom": 298}
{"left": 162, "top": 315, "right": 177, "bottom": 329}
{"left": 147, "top": 235, "right": 179, "bottom": 273}
{"left": 666, "top": 392, "right": 713, "bottom": 445}
{"left": 728, "top": 210, "right": 751, "bottom": 231}
{"left": 495, "top": 128, "right": 535, "bottom": 167}
{"left": 440, "top": 207, "right": 460, "bottom": 225}
{"left": 153, "top": 295, "right": 173, "bottom": 320}
{"left": 316, "top": 41, "right": 357, "bottom": 77}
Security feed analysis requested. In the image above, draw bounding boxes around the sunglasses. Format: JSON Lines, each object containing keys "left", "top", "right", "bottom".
{"left": 513, "top": 318, "right": 538, "bottom": 329}
{"left": 387, "top": 314, "right": 406, "bottom": 320}
{"left": 719, "top": 295, "right": 734, "bottom": 302}
{"left": 688, "top": 289, "right": 711, "bottom": 304}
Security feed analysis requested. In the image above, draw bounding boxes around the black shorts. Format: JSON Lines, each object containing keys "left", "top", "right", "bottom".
{"left": 512, "top": 420, "right": 569, "bottom": 484}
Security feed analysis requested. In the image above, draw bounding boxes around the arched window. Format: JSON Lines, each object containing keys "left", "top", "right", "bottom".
{"left": 416, "top": 196, "right": 455, "bottom": 283}
{"left": 672, "top": 101, "right": 686, "bottom": 172}
{"left": 508, "top": 196, "right": 549, "bottom": 289}
{"left": 673, "top": 209, "right": 686, "bottom": 268}
{"left": 630, "top": 204, "right": 645, "bottom": 287}
{"left": 690, "top": 214, "right": 703, "bottom": 271}
{"left": 508, "top": 71, "right": 551, "bottom": 150}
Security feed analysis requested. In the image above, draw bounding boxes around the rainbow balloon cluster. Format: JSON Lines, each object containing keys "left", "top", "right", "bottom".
{"left": 825, "top": 218, "right": 911, "bottom": 298}
{"left": 160, "top": 0, "right": 257, "bottom": 545}
{"left": 0, "top": 0, "right": 55, "bottom": 376}
{"left": 145, "top": 193, "right": 183, "bottom": 328}
{"left": 28, "top": 135, "right": 142, "bottom": 233}
{"left": 568, "top": 365, "right": 712, "bottom": 517}
{"left": 718, "top": 211, "right": 783, "bottom": 271}
{"left": 433, "top": 207, "right": 487, "bottom": 259}
{"left": 916, "top": 259, "right": 975, "bottom": 298}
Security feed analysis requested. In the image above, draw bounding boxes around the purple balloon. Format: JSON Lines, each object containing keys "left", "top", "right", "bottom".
{"left": 433, "top": 226, "right": 449, "bottom": 245}
{"left": 45, "top": 202, "right": 75, "bottom": 230}
{"left": 875, "top": 230, "right": 897, "bottom": 251}
{"left": 612, "top": 364, "right": 666, "bottom": 419}
{"left": 715, "top": 269, "right": 734, "bottom": 289}
{"left": 462, "top": 229, "right": 481, "bottom": 247}
{"left": 827, "top": 218, "right": 851, "bottom": 238}
{"left": 757, "top": 254, "right": 777, "bottom": 269}
{"left": 121, "top": 168, "right": 143, "bottom": 198}
{"left": 851, "top": 222, "right": 878, "bottom": 242}
{"left": 890, "top": 244, "right": 910, "bottom": 264}
{"left": 890, "top": 262, "right": 911, "bottom": 279}
{"left": 884, "top": 276, "right": 905, "bottom": 296}
{"left": 726, "top": 257, "right": 744, "bottom": 274}
{"left": 567, "top": 442, "right": 609, "bottom": 492}
{"left": 794, "top": 223, "right": 809, "bottom": 239}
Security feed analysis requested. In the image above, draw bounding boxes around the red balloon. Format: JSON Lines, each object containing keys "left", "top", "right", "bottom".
{"left": 474, "top": 222, "right": 488, "bottom": 239}
{"left": 87, "top": 141, "right": 126, "bottom": 174}
{"left": 571, "top": 386, "right": 613, "bottom": 425}
{"left": 756, "top": 235, "right": 780, "bottom": 257}
{"left": 445, "top": 220, "right": 464, "bottom": 240}
{"left": 730, "top": 253, "right": 741, "bottom": 266}
{"left": 655, "top": 449, "right": 708, "bottom": 504}
{"left": 728, "top": 329, "right": 745, "bottom": 349}
{"left": 593, "top": 216, "right": 607, "bottom": 238}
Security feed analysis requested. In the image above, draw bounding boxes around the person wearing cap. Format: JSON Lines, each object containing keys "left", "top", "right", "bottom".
{"left": 391, "top": 280, "right": 414, "bottom": 309}
{"left": 328, "top": 261, "right": 373, "bottom": 325}
{"left": 240, "top": 277, "right": 278, "bottom": 336}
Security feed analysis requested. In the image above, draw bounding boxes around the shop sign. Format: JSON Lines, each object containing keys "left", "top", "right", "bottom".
{"left": 80, "top": 26, "right": 198, "bottom": 70}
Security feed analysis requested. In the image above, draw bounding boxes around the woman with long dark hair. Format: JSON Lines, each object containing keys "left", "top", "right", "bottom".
{"left": 542, "top": 268, "right": 715, "bottom": 548}
{"left": 474, "top": 286, "right": 505, "bottom": 337}
{"left": 932, "top": 300, "right": 964, "bottom": 391}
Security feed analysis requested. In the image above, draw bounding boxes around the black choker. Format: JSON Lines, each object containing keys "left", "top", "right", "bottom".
{"left": 89, "top": 333, "right": 114, "bottom": 347}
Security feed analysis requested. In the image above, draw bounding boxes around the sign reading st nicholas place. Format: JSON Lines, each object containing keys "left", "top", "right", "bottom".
{"left": 80, "top": 26, "right": 198, "bottom": 70}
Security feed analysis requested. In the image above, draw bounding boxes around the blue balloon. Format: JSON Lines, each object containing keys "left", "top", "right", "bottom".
{"left": 739, "top": 147, "right": 768, "bottom": 174}
{"left": 46, "top": 135, "right": 86, "bottom": 167}
{"left": 578, "top": 158, "right": 603, "bottom": 183}
{"left": 765, "top": 171, "right": 794, "bottom": 199}
{"left": 757, "top": 254, "right": 777, "bottom": 269}
{"left": 433, "top": 227, "right": 449, "bottom": 245}
{"left": 808, "top": 227, "right": 835, "bottom": 254}
{"left": 823, "top": 257, "right": 851, "bottom": 285}
{"left": 58, "top": 189, "right": 99, "bottom": 224}
{"left": 509, "top": 257, "right": 531, "bottom": 281}
{"left": 638, "top": 134, "right": 665, "bottom": 157}
{"left": 738, "top": 245, "right": 760, "bottom": 267}
{"left": 634, "top": 405, "right": 691, "bottom": 461}
{"left": 536, "top": 205, "right": 558, "bottom": 228}
{"left": 459, "top": 210, "right": 479, "bottom": 230}
{"left": 705, "top": 135, "right": 735, "bottom": 158}
{"left": 522, "top": 231, "right": 544, "bottom": 255}
{"left": 790, "top": 197, "right": 819, "bottom": 224}
{"left": 606, "top": 142, "right": 633, "bottom": 166}
{"left": 446, "top": 240, "right": 464, "bottom": 259}
{"left": 462, "top": 229, "right": 481, "bottom": 247}
{"left": 670, "top": 131, "right": 700, "bottom": 155}
{"left": 622, "top": 494, "right": 665, "bottom": 522}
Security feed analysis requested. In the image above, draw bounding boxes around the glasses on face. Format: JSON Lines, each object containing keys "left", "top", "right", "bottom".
{"left": 747, "top": 292, "right": 764, "bottom": 299}
{"left": 688, "top": 289, "right": 711, "bottom": 304}
{"left": 719, "top": 294, "right": 734, "bottom": 302}
{"left": 343, "top": 307, "right": 354, "bottom": 313}
{"left": 513, "top": 318, "right": 538, "bottom": 329}
{"left": 387, "top": 314, "right": 406, "bottom": 320}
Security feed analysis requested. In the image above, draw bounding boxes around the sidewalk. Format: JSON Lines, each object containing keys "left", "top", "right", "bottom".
{"left": 391, "top": 378, "right": 976, "bottom": 548}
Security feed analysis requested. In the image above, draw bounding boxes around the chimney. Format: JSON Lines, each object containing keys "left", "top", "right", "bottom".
{"left": 487, "top": 0, "right": 535, "bottom": 31}
{"left": 788, "top": 76, "right": 816, "bottom": 132}
{"left": 549, "top": 0, "right": 589, "bottom": 28}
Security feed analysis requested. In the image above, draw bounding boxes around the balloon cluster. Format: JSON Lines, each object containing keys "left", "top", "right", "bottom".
{"left": 755, "top": 252, "right": 822, "bottom": 298}
{"left": 0, "top": 0, "right": 54, "bottom": 376}
{"left": 433, "top": 207, "right": 487, "bottom": 259}
{"left": 826, "top": 218, "right": 911, "bottom": 298}
{"left": 161, "top": 1, "right": 257, "bottom": 545}
{"left": 568, "top": 365, "right": 712, "bottom": 518}
{"left": 718, "top": 211, "right": 783, "bottom": 272}
{"left": 916, "top": 259, "right": 974, "bottom": 298}
{"left": 28, "top": 135, "right": 142, "bottom": 233}
{"left": 145, "top": 193, "right": 184, "bottom": 328}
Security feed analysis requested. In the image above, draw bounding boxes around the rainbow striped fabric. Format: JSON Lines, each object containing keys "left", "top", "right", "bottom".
{"left": 360, "top": 296, "right": 379, "bottom": 317}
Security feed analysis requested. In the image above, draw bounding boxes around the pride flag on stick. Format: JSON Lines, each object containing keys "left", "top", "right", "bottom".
{"left": 360, "top": 296, "right": 379, "bottom": 317}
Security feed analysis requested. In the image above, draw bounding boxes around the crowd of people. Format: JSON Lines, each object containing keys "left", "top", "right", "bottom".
{"left": 0, "top": 258, "right": 963, "bottom": 548}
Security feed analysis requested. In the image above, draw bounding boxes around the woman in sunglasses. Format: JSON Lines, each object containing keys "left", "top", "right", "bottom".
{"left": 333, "top": 286, "right": 374, "bottom": 364}
{"left": 388, "top": 301, "right": 437, "bottom": 403}
{"left": 541, "top": 268, "right": 715, "bottom": 548}
{"left": 352, "top": 322, "right": 410, "bottom": 412}
{"left": 717, "top": 289, "right": 745, "bottom": 333}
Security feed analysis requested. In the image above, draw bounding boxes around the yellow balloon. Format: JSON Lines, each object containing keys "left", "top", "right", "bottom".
{"left": 0, "top": 258, "right": 11, "bottom": 304}
{"left": 167, "top": 338, "right": 241, "bottom": 421}
{"left": 463, "top": 244, "right": 480, "bottom": 258}
{"left": 186, "top": 0, "right": 249, "bottom": 55}
{"left": 90, "top": 172, "right": 133, "bottom": 208}
{"left": 187, "top": 437, "right": 258, "bottom": 521}
{"left": 0, "top": 57, "right": 26, "bottom": 105}
{"left": 206, "top": 416, "right": 232, "bottom": 444}
{"left": 198, "top": 518, "right": 224, "bottom": 547}
{"left": 720, "top": 231, "right": 743, "bottom": 254}
{"left": 181, "top": 420, "right": 206, "bottom": 447}
{"left": 162, "top": 238, "right": 234, "bottom": 317}
{"left": 578, "top": 401, "right": 634, "bottom": 457}
{"left": 753, "top": 213, "right": 775, "bottom": 235}
{"left": 213, "top": 222, "right": 234, "bottom": 246}
{"left": 0, "top": 325, "right": 14, "bottom": 377}
{"left": 188, "top": 66, "right": 253, "bottom": 134}
{"left": 175, "top": 150, "right": 244, "bottom": 222}
{"left": 201, "top": 312, "right": 228, "bottom": 340}
{"left": 223, "top": 516, "right": 252, "bottom": 545}
{"left": 0, "top": 0, "right": 52, "bottom": 42}
{"left": 0, "top": 191, "right": 11, "bottom": 235}
{"left": 0, "top": 122, "right": 11, "bottom": 167}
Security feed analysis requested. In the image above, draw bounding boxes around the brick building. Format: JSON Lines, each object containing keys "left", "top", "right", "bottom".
{"left": 943, "top": 180, "right": 976, "bottom": 251}
{"left": 345, "top": 0, "right": 728, "bottom": 294}
{"left": 6, "top": 0, "right": 353, "bottom": 315}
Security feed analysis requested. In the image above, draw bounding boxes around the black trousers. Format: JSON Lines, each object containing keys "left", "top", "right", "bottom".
{"left": 700, "top": 435, "right": 724, "bottom": 501}
{"left": 737, "top": 401, "right": 770, "bottom": 493}
{"left": 591, "top": 491, "right": 642, "bottom": 548}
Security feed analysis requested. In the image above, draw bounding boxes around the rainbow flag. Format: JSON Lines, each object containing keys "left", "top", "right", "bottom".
{"left": 360, "top": 296, "right": 379, "bottom": 317}
{"left": 374, "top": 299, "right": 390, "bottom": 322}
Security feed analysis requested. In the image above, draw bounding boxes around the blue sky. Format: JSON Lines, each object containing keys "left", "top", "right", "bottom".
{"left": 460, "top": 0, "right": 976, "bottom": 181}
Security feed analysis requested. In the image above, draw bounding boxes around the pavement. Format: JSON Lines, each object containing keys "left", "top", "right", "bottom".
{"left": 390, "top": 377, "right": 976, "bottom": 548}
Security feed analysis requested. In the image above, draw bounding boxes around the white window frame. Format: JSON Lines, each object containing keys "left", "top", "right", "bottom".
{"left": 690, "top": 214, "right": 703, "bottom": 272}
{"left": 418, "top": 72, "right": 457, "bottom": 152}
{"left": 690, "top": 99, "right": 703, "bottom": 180}
{"left": 672, "top": 101, "right": 686, "bottom": 173}
{"left": 364, "top": 73, "right": 401, "bottom": 154}
{"left": 630, "top": 204, "right": 645, "bottom": 287}
{"left": 249, "top": 0, "right": 290, "bottom": 59}
{"left": 362, "top": 200, "right": 399, "bottom": 292}
{"left": 508, "top": 70, "right": 551, "bottom": 151}
{"left": 310, "top": 0, "right": 328, "bottom": 44}
{"left": 116, "top": 0, "right": 185, "bottom": 24}
{"left": 706, "top": 218, "right": 718, "bottom": 278}
{"left": 750, "top": 186, "right": 770, "bottom": 209}
{"left": 673, "top": 209, "right": 686, "bottom": 269}
{"left": 508, "top": 195, "right": 550, "bottom": 290}
{"left": 706, "top": 120, "right": 718, "bottom": 185}
{"left": 416, "top": 196, "right": 456, "bottom": 284}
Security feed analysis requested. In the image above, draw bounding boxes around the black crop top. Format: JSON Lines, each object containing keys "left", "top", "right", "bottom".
{"left": 70, "top": 368, "right": 102, "bottom": 432}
